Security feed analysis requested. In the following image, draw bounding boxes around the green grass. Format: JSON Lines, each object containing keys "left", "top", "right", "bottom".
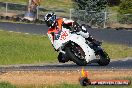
{"left": 0, "top": 30, "right": 132, "bottom": 65}
{"left": 103, "top": 42, "right": 132, "bottom": 59}
{"left": 1, "top": 77, "right": 132, "bottom": 88}
{"left": 17, "top": 82, "right": 132, "bottom": 88}
{"left": 6, "top": 84, "right": 132, "bottom": 88}
{"left": 0, "top": 0, "right": 73, "bottom": 11}
{"left": 0, "top": 82, "right": 16, "bottom": 88}
{"left": 1, "top": 81, "right": 131, "bottom": 88}
{"left": 38, "top": 84, "right": 132, "bottom": 88}
{"left": 0, "top": 0, "right": 73, "bottom": 18}
{"left": 108, "top": 6, "right": 119, "bottom": 13}
{"left": 0, "top": 0, "right": 27, "bottom": 4}
{"left": 0, "top": 30, "right": 58, "bottom": 65}
{"left": 107, "top": 6, "right": 119, "bottom": 22}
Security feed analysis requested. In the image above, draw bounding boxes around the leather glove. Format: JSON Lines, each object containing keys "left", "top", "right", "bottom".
{"left": 72, "top": 22, "right": 81, "bottom": 32}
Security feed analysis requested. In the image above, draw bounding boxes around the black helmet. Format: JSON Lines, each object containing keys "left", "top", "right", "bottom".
{"left": 44, "top": 12, "right": 56, "bottom": 28}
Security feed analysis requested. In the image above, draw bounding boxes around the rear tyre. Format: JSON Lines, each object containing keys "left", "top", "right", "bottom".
{"left": 66, "top": 44, "right": 87, "bottom": 66}
{"left": 97, "top": 51, "right": 110, "bottom": 66}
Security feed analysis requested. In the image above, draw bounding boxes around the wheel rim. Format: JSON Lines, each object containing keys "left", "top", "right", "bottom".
{"left": 71, "top": 44, "right": 85, "bottom": 60}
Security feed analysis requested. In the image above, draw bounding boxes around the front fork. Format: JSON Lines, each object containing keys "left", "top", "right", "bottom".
{"left": 59, "top": 47, "right": 66, "bottom": 54}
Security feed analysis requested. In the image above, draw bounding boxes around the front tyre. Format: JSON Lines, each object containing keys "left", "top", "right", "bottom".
{"left": 66, "top": 44, "right": 87, "bottom": 66}
{"left": 96, "top": 51, "right": 110, "bottom": 66}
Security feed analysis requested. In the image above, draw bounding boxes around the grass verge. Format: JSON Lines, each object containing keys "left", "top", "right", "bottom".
{"left": 17, "top": 81, "right": 132, "bottom": 88}
{"left": 0, "top": 30, "right": 58, "bottom": 65}
{"left": 0, "top": 82, "right": 16, "bottom": 88}
{"left": 103, "top": 42, "right": 132, "bottom": 59}
{"left": 0, "top": 30, "right": 131, "bottom": 65}
{"left": 0, "top": 0, "right": 73, "bottom": 11}
{"left": 1, "top": 82, "right": 131, "bottom": 88}
{"left": 0, "top": 82, "right": 132, "bottom": 88}
{"left": 37, "top": 84, "right": 132, "bottom": 88}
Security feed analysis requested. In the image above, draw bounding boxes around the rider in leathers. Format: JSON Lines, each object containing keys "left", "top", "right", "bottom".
{"left": 44, "top": 12, "right": 100, "bottom": 50}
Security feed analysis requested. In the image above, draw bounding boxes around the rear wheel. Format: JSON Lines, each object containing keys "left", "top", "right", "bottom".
{"left": 96, "top": 51, "right": 110, "bottom": 66}
{"left": 66, "top": 43, "right": 87, "bottom": 66}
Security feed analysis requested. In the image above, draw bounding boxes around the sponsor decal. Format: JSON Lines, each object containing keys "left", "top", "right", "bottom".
{"left": 60, "top": 31, "right": 69, "bottom": 40}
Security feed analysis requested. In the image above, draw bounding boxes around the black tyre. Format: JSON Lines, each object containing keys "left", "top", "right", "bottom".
{"left": 66, "top": 43, "right": 87, "bottom": 66}
{"left": 97, "top": 51, "right": 110, "bottom": 66}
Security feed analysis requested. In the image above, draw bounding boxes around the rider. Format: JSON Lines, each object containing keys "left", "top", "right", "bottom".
{"left": 44, "top": 12, "right": 100, "bottom": 47}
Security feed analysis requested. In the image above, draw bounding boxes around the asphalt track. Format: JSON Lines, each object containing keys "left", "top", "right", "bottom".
{"left": 0, "top": 22, "right": 132, "bottom": 46}
{"left": 0, "top": 22, "right": 132, "bottom": 71}
{"left": 0, "top": 57, "right": 132, "bottom": 71}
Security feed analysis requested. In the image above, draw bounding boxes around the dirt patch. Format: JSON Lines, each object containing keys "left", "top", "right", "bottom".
{"left": 0, "top": 12, "right": 18, "bottom": 17}
{"left": 0, "top": 70, "right": 132, "bottom": 86}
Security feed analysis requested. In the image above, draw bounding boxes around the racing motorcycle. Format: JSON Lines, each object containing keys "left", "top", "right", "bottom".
{"left": 47, "top": 24, "right": 110, "bottom": 66}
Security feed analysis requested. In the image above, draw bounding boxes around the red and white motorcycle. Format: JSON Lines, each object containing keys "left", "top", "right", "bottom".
{"left": 47, "top": 24, "right": 110, "bottom": 66}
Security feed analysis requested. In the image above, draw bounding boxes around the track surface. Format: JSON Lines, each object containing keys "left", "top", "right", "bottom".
{"left": 0, "top": 22, "right": 132, "bottom": 46}
{"left": 0, "top": 22, "right": 132, "bottom": 71}
{"left": 0, "top": 58, "right": 132, "bottom": 71}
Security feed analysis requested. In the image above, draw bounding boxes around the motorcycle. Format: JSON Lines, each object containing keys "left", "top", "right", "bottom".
{"left": 47, "top": 24, "right": 110, "bottom": 66}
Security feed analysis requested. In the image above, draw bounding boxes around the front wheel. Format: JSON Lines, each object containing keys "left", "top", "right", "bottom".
{"left": 65, "top": 43, "right": 87, "bottom": 66}
{"left": 96, "top": 51, "right": 110, "bottom": 66}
